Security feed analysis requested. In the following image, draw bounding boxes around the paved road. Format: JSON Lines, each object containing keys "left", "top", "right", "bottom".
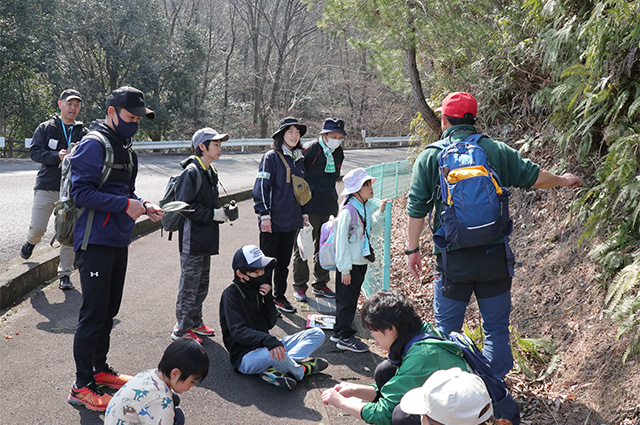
{"left": 0, "top": 147, "right": 409, "bottom": 266}
{"left": 0, "top": 197, "right": 387, "bottom": 424}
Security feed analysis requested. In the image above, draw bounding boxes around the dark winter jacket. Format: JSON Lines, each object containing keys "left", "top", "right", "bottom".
{"left": 176, "top": 156, "right": 222, "bottom": 256}
{"left": 30, "top": 115, "right": 87, "bottom": 191}
{"left": 219, "top": 277, "right": 282, "bottom": 369}
{"left": 70, "top": 120, "right": 146, "bottom": 251}
{"left": 301, "top": 139, "right": 344, "bottom": 216}
{"left": 252, "top": 148, "right": 307, "bottom": 232}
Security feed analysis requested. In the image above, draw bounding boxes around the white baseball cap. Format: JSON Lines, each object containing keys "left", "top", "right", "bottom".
{"left": 400, "top": 367, "right": 493, "bottom": 425}
{"left": 232, "top": 245, "right": 276, "bottom": 271}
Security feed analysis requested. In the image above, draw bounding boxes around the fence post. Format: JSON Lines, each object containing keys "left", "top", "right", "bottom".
{"left": 383, "top": 201, "right": 392, "bottom": 291}
{"left": 8, "top": 137, "right": 14, "bottom": 158}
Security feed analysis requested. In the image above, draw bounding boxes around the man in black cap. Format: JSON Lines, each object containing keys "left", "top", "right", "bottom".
{"left": 21, "top": 89, "right": 87, "bottom": 290}
{"left": 292, "top": 117, "right": 346, "bottom": 303}
{"left": 67, "top": 86, "right": 163, "bottom": 412}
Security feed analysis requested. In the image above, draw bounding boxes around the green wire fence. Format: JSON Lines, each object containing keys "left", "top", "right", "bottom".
{"left": 362, "top": 160, "right": 412, "bottom": 298}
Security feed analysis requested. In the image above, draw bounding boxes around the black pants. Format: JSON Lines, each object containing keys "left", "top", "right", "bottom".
{"left": 333, "top": 264, "right": 367, "bottom": 339}
{"left": 375, "top": 360, "right": 421, "bottom": 425}
{"left": 260, "top": 230, "right": 297, "bottom": 302}
{"left": 73, "top": 244, "right": 128, "bottom": 387}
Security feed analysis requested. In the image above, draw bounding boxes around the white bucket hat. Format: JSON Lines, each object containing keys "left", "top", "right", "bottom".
{"left": 400, "top": 367, "right": 493, "bottom": 425}
{"left": 340, "top": 168, "right": 377, "bottom": 196}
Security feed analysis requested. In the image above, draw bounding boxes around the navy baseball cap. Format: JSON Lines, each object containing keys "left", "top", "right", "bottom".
{"left": 107, "top": 86, "right": 156, "bottom": 119}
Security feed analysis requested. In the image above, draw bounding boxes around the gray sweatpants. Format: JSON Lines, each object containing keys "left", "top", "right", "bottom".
{"left": 174, "top": 253, "right": 211, "bottom": 336}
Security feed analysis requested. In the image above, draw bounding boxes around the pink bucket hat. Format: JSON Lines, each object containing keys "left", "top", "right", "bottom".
{"left": 340, "top": 168, "right": 377, "bottom": 196}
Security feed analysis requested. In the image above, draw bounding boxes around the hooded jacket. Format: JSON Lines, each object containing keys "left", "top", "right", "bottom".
{"left": 301, "top": 139, "right": 344, "bottom": 216}
{"left": 361, "top": 322, "right": 469, "bottom": 425}
{"left": 30, "top": 115, "right": 87, "bottom": 191}
{"left": 252, "top": 148, "right": 307, "bottom": 232}
{"left": 70, "top": 120, "right": 145, "bottom": 251}
{"left": 175, "top": 156, "right": 221, "bottom": 256}
{"left": 219, "top": 275, "right": 282, "bottom": 369}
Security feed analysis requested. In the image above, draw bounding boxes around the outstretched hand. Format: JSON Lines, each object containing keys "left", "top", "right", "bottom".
{"left": 560, "top": 173, "right": 582, "bottom": 188}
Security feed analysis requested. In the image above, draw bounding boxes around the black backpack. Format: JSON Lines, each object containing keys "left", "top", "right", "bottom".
{"left": 159, "top": 163, "right": 202, "bottom": 239}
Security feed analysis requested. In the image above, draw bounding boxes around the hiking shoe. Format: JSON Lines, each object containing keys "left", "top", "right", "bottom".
{"left": 68, "top": 382, "right": 112, "bottom": 411}
{"left": 274, "top": 298, "right": 297, "bottom": 313}
{"left": 192, "top": 324, "right": 215, "bottom": 336}
{"left": 336, "top": 336, "right": 370, "bottom": 353}
{"left": 329, "top": 334, "right": 340, "bottom": 343}
{"left": 20, "top": 242, "right": 35, "bottom": 260}
{"left": 293, "top": 290, "right": 308, "bottom": 302}
{"left": 171, "top": 330, "right": 202, "bottom": 344}
{"left": 94, "top": 366, "right": 133, "bottom": 389}
{"left": 312, "top": 286, "right": 336, "bottom": 298}
{"left": 300, "top": 358, "right": 329, "bottom": 376}
{"left": 260, "top": 367, "right": 297, "bottom": 390}
{"left": 59, "top": 275, "right": 73, "bottom": 290}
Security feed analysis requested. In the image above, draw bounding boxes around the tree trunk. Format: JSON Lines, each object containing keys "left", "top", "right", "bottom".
{"left": 405, "top": 45, "right": 440, "bottom": 133}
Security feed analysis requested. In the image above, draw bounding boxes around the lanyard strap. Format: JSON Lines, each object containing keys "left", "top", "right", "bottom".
{"left": 61, "top": 122, "right": 74, "bottom": 146}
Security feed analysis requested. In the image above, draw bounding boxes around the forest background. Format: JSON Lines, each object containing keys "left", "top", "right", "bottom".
{"left": 3, "top": 0, "right": 640, "bottom": 422}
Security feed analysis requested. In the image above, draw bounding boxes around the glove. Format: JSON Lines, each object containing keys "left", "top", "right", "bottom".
{"left": 213, "top": 208, "right": 228, "bottom": 223}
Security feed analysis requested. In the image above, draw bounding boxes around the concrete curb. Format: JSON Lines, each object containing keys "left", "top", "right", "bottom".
{"left": 0, "top": 189, "right": 254, "bottom": 311}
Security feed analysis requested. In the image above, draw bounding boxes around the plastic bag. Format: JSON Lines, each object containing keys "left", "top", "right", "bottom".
{"left": 297, "top": 224, "right": 314, "bottom": 261}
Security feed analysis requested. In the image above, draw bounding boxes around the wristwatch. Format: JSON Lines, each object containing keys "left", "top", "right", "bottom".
{"left": 404, "top": 247, "right": 420, "bottom": 255}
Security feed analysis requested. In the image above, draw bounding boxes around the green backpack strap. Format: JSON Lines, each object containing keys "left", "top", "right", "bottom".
{"left": 80, "top": 131, "right": 134, "bottom": 250}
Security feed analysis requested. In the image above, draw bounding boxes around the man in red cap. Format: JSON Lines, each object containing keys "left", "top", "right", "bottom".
{"left": 405, "top": 92, "right": 581, "bottom": 380}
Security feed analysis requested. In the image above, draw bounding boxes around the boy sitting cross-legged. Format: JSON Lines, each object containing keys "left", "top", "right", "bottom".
{"left": 104, "top": 338, "right": 209, "bottom": 425}
{"left": 220, "top": 245, "right": 328, "bottom": 390}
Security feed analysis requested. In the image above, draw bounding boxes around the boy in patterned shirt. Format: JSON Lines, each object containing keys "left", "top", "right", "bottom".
{"left": 104, "top": 338, "right": 209, "bottom": 424}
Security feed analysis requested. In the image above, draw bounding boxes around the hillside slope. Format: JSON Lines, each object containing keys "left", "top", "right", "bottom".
{"left": 386, "top": 189, "right": 640, "bottom": 424}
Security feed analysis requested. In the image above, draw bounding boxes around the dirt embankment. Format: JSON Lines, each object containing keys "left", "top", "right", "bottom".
{"left": 386, "top": 188, "right": 640, "bottom": 424}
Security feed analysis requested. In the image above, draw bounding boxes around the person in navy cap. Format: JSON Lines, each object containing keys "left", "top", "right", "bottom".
{"left": 20, "top": 89, "right": 88, "bottom": 290}
{"left": 291, "top": 117, "right": 346, "bottom": 303}
{"left": 67, "top": 86, "right": 163, "bottom": 412}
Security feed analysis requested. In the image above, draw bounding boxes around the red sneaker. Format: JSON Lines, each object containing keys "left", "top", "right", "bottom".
{"left": 68, "top": 382, "right": 112, "bottom": 411}
{"left": 192, "top": 324, "right": 215, "bottom": 336}
{"left": 94, "top": 366, "right": 133, "bottom": 389}
{"left": 172, "top": 329, "right": 203, "bottom": 344}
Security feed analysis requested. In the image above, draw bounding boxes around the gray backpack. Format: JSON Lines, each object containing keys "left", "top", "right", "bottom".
{"left": 51, "top": 131, "right": 133, "bottom": 250}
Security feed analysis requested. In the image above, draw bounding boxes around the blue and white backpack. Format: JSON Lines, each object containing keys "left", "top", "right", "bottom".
{"left": 428, "top": 133, "right": 512, "bottom": 251}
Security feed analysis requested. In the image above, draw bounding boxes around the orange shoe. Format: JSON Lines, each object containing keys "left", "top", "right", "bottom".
{"left": 68, "top": 383, "right": 112, "bottom": 411}
{"left": 192, "top": 324, "right": 215, "bottom": 336}
{"left": 94, "top": 366, "right": 133, "bottom": 389}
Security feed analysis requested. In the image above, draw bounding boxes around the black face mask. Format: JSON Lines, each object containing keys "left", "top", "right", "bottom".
{"left": 242, "top": 274, "right": 266, "bottom": 292}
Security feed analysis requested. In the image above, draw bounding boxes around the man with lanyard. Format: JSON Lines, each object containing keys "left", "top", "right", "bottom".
{"left": 292, "top": 117, "right": 346, "bottom": 302}
{"left": 21, "top": 89, "right": 88, "bottom": 290}
{"left": 67, "top": 86, "right": 164, "bottom": 412}
{"left": 405, "top": 92, "right": 581, "bottom": 379}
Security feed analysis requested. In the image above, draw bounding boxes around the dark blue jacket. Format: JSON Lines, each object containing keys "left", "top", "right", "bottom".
{"left": 252, "top": 149, "right": 306, "bottom": 232}
{"left": 30, "top": 115, "right": 87, "bottom": 191}
{"left": 301, "top": 139, "right": 344, "bottom": 216}
{"left": 70, "top": 120, "right": 145, "bottom": 251}
{"left": 176, "top": 156, "right": 221, "bottom": 256}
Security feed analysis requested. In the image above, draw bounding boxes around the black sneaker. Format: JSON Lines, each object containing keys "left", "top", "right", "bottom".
{"left": 260, "top": 367, "right": 297, "bottom": 390}
{"left": 312, "top": 286, "right": 336, "bottom": 298}
{"left": 329, "top": 334, "right": 340, "bottom": 343}
{"left": 59, "top": 275, "right": 73, "bottom": 290}
{"left": 300, "top": 358, "right": 329, "bottom": 376}
{"left": 20, "top": 242, "right": 35, "bottom": 260}
{"left": 274, "top": 298, "right": 297, "bottom": 313}
{"left": 336, "top": 336, "right": 370, "bottom": 353}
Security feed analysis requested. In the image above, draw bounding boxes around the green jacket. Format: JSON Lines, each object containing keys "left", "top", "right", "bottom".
{"left": 360, "top": 323, "right": 468, "bottom": 425}
{"left": 406, "top": 125, "right": 540, "bottom": 254}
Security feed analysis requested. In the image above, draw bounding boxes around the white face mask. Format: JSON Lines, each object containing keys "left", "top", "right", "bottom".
{"left": 326, "top": 137, "right": 342, "bottom": 150}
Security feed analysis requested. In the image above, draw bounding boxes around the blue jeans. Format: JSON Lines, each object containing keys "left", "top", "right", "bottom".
{"left": 433, "top": 274, "right": 513, "bottom": 379}
{"left": 237, "top": 328, "right": 325, "bottom": 380}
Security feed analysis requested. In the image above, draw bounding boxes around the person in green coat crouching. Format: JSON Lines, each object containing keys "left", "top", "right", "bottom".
{"left": 321, "top": 291, "right": 468, "bottom": 425}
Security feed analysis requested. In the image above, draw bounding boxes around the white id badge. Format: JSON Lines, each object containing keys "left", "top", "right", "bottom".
{"left": 48, "top": 139, "right": 59, "bottom": 149}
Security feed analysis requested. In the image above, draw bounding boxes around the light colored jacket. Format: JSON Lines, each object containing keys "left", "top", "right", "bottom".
{"left": 335, "top": 198, "right": 383, "bottom": 274}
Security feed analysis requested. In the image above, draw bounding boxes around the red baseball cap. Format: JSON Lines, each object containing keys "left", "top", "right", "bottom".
{"left": 434, "top": 92, "right": 477, "bottom": 118}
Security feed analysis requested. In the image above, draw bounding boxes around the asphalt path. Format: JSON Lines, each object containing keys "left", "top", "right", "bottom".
{"left": 0, "top": 147, "right": 409, "bottom": 267}
{"left": 0, "top": 197, "right": 388, "bottom": 424}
